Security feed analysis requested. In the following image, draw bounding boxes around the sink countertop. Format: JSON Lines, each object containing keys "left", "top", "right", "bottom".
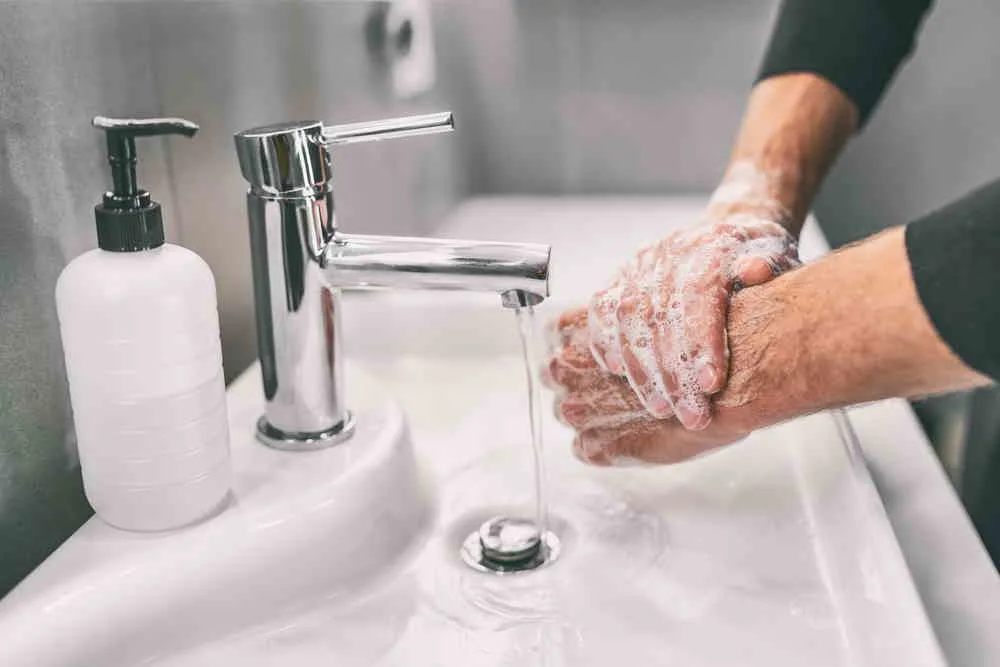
{"left": 430, "top": 196, "right": 1000, "bottom": 667}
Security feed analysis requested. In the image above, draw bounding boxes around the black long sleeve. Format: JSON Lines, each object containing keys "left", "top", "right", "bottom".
{"left": 758, "top": 0, "right": 934, "bottom": 126}
{"left": 759, "top": 2, "right": 1000, "bottom": 380}
{"left": 906, "top": 182, "right": 1000, "bottom": 381}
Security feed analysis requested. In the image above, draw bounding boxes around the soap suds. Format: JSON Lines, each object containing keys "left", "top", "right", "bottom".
{"left": 586, "top": 162, "right": 799, "bottom": 430}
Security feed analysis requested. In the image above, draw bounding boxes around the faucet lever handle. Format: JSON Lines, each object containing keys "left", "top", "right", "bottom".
{"left": 321, "top": 111, "right": 454, "bottom": 146}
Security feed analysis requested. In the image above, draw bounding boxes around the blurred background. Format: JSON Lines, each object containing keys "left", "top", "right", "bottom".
{"left": 1, "top": 0, "right": 998, "bottom": 596}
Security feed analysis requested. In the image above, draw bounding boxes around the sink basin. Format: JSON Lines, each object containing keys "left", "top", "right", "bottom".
{"left": 0, "top": 197, "right": 945, "bottom": 667}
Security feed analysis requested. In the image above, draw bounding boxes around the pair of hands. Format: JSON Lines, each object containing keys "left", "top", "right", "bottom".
{"left": 544, "top": 202, "right": 800, "bottom": 466}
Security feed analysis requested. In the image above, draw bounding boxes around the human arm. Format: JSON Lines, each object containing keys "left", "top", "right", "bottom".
{"left": 550, "top": 225, "right": 993, "bottom": 466}
{"left": 587, "top": 74, "right": 855, "bottom": 431}
{"left": 584, "top": 0, "right": 937, "bottom": 431}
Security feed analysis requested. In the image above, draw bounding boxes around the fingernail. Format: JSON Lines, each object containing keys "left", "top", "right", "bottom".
{"left": 677, "top": 403, "right": 711, "bottom": 431}
{"left": 574, "top": 435, "right": 612, "bottom": 467}
{"left": 698, "top": 365, "right": 720, "bottom": 393}
{"left": 605, "top": 350, "right": 624, "bottom": 375}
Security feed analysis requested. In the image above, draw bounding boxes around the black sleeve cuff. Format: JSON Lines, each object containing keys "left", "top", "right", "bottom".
{"left": 757, "top": 0, "right": 933, "bottom": 127}
{"left": 906, "top": 180, "right": 1000, "bottom": 381}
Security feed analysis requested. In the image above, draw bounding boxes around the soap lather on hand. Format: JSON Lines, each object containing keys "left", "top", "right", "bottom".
{"left": 587, "top": 162, "right": 800, "bottom": 431}
{"left": 546, "top": 0, "right": 1000, "bottom": 467}
{"left": 543, "top": 305, "right": 763, "bottom": 466}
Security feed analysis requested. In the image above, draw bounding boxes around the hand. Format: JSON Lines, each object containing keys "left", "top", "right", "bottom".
{"left": 545, "top": 308, "right": 754, "bottom": 466}
{"left": 588, "top": 197, "right": 799, "bottom": 430}
{"left": 548, "top": 227, "right": 994, "bottom": 467}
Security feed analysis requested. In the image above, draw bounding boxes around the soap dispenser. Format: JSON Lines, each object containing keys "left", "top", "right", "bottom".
{"left": 55, "top": 116, "right": 231, "bottom": 531}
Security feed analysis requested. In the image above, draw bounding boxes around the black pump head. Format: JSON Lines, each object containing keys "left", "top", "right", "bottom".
{"left": 92, "top": 116, "right": 199, "bottom": 252}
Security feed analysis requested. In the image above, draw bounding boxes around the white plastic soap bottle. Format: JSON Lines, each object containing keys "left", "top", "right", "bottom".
{"left": 55, "top": 116, "right": 230, "bottom": 531}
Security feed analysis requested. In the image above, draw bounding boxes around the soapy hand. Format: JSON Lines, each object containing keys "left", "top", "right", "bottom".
{"left": 544, "top": 308, "right": 753, "bottom": 465}
{"left": 588, "top": 166, "right": 799, "bottom": 430}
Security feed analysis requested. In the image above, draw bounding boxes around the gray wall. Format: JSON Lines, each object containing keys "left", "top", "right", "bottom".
{"left": 0, "top": 3, "right": 174, "bottom": 597}
{"left": 454, "top": 0, "right": 778, "bottom": 195}
{"left": 814, "top": 0, "right": 1000, "bottom": 245}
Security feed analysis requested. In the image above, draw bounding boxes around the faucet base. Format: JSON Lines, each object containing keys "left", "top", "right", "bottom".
{"left": 255, "top": 414, "right": 357, "bottom": 451}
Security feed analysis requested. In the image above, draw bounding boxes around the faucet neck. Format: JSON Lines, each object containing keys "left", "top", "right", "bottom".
{"left": 235, "top": 111, "right": 550, "bottom": 452}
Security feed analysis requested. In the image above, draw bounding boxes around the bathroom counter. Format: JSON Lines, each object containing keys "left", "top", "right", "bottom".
{"left": 432, "top": 196, "right": 1000, "bottom": 667}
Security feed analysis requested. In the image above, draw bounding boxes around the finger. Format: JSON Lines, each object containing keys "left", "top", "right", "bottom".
{"left": 733, "top": 226, "right": 799, "bottom": 285}
{"left": 559, "top": 304, "right": 588, "bottom": 325}
{"left": 555, "top": 306, "right": 589, "bottom": 340}
{"left": 543, "top": 357, "right": 594, "bottom": 394}
{"left": 557, "top": 391, "right": 653, "bottom": 432}
{"left": 647, "top": 296, "right": 714, "bottom": 431}
{"left": 734, "top": 249, "right": 801, "bottom": 286}
{"left": 573, "top": 436, "right": 612, "bottom": 466}
{"left": 683, "top": 295, "right": 729, "bottom": 397}
{"left": 540, "top": 357, "right": 563, "bottom": 392}
{"left": 620, "top": 264, "right": 714, "bottom": 429}
{"left": 543, "top": 337, "right": 604, "bottom": 394}
{"left": 672, "top": 393, "right": 712, "bottom": 432}
{"left": 557, "top": 369, "right": 654, "bottom": 431}
{"left": 615, "top": 283, "right": 673, "bottom": 418}
{"left": 554, "top": 396, "right": 570, "bottom": 426}
{"left": 734, "top": 256, "right": 776, "bottom": 287}
{"left": 661, "top": 262, "right": 730, "bottom": 398}
{"left": 772, "top": 252, "right": 802, "bottom": 272}
{"left": 588, "top": 283, "right": 625, "bottom": 374}
{"left": 544, "top": 306, "right": 588, "bottom": 355}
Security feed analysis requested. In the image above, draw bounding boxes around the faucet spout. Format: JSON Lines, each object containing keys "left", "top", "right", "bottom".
{"left": 324, "top": 233, "right": 550, "bottom": 307}
{"left": 235, "top": 110, "right": 552, "bottom": 450}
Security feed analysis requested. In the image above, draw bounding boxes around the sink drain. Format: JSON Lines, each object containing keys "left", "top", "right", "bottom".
{"left": 461, "top": 516, "right": 561, "bottom": 574}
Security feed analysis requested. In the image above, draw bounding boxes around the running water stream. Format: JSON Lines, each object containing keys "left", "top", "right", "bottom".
{"left": 460, "top": 301, "right": 560, "bottom": 573}
{"left": 514, "top": 303, "right": 549, "bottom": 537}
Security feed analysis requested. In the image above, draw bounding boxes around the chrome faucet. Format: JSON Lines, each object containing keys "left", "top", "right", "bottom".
{"left": 234, "top": 112, "right": 550, "bottom": 450}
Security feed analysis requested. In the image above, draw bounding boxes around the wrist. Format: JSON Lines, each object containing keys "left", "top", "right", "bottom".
{"left": 706, "top": 161, "right": 801, "bottom": 236}
{"left": 715, "top": 227, "right": 990, "bottom": 434}
{"left": 715, "top": 274, "right": 818, "bottom": 431}
{"left": 720, "top": 74, "right": 859, "bottom": 235}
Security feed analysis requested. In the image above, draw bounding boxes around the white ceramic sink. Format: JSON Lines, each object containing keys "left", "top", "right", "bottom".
{"left": 0, "top": 198, "right": 946, "bottom": 667}
{"left": 0, "top": 362, "right": 428, "bottom": 666}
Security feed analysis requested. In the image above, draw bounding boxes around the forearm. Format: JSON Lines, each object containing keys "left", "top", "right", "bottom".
{"left": 727, "top": 0, "right": 935, "bottom": 236}
{"left": 708, "top": 74, "right": 858, "bottom": 236}
{"left": 720, "top": 227, "right": 992, "bottom": 432}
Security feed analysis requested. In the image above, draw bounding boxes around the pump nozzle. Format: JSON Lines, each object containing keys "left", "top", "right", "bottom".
{"left": 91, "top": 116, "right": 199, "bottom": 252}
